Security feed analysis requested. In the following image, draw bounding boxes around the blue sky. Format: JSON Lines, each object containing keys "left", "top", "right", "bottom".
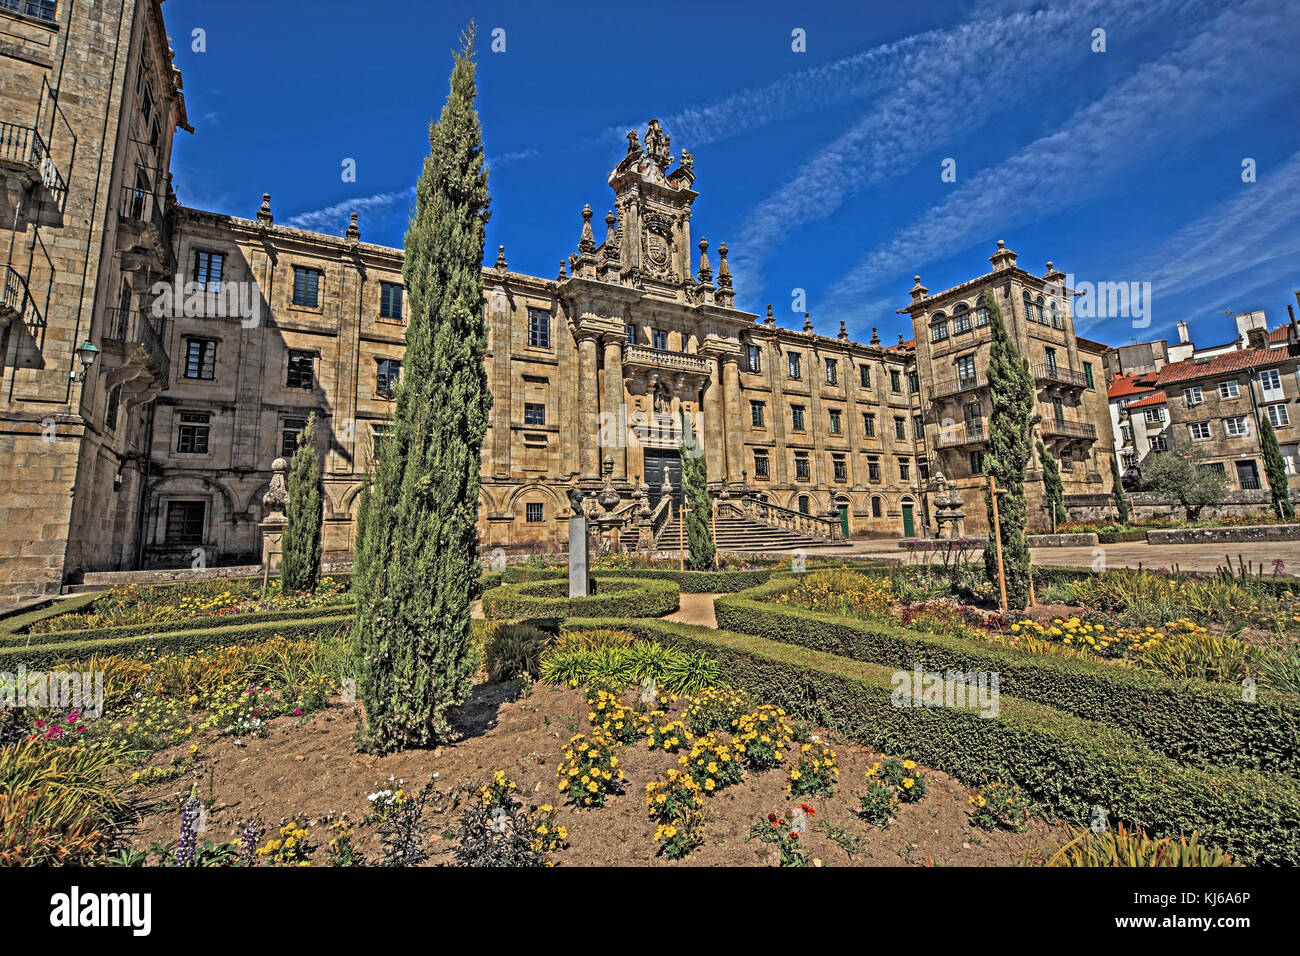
{"left": 168, "top": 0, "right": 1300, "bottom": 352}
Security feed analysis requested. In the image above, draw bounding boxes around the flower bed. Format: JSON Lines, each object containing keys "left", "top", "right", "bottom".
{"left": 709, "top": 579, "right": 1300, "bottom": 775}
{"left": 574, "top": 616, "right": 1300, "bottom": 866}
{"left": 481, "top": 577, "right": 679, "bottom": 620}
{"left": 500, "top": 565, "right": 772, "bottom": 593}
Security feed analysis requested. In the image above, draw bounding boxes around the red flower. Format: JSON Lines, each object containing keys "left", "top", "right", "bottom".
{"left": 790, "top": 832, "right": 799, "bottom": 840}
{"left": 768, "top": 813, "right": 777, "bottom": 823}
{"left": 801, "top": 803, "right": 816, "bottom": 816}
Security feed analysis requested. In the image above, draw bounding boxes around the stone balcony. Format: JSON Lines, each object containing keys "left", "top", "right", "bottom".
{"left": 623, "top": 344, "right": 713, "bottom": 390}
{"left": 101, "top": 307, "right": 170, "bottom": 401}
{"left": 934, "top": 420, "right": 986, "bottom": 447}
{"left": 0, "top": 265, "right": 44, "bottom": 331}
{"left": 1032, "top": 363, "right": 1088, "bottom": 390}
{"left": 0, "top": 120, "right": 68, "bottom": 214}
{"left": 1041, "top": 417, "right": 1097, "bottom": 441}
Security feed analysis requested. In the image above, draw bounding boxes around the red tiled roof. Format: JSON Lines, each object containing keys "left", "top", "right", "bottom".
{"left": 1154, "top": 345, "right": 1300, "bottom": 387}
{"left": 890, "top": 338, "right": 915, "bottom": 352}
{"left": 1107, "top": 372, "right": 1159, "bottom": 400}
{"left": 1269, "top": 325, "right": 1294, "bottom": 344}
{"left": 1126, "top": 391, "right": 1167, "bottom": 409}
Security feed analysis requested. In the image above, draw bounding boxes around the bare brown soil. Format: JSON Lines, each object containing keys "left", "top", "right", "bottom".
{"left": 122, "top": 681, "right": 1069, "bottom": 866}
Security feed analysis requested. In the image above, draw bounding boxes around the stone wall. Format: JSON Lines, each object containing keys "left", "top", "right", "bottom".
{"left": 1146, "top": 524, "right": 1300, "bottom": 545}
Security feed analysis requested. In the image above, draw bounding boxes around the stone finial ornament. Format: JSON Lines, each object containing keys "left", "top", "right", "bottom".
{"left": 839, "top": 319, "right": 849, "bottom": 340}
{"left": 625, "top": 129, "right": 641, "bottom": 155}
{"left": 696, "top": 237, "right": 712, "bottom": 284}
{"left": 263, "top": 457, "right": 289, "bottom": 517}
{"left": 870, "top": 326, "right": 881, "bottom": 345}
{"left": 345, "top": 211, "right": 360, "bottom": 241}
{"left": 256, "top": 192, "right": 273, "bottom": 225}
{"left": 717, "top": 242, "right": 732, "bottom": 289}
{"left": 679, "top": 150, "right": 694, "bottom": 171}
{"left": 558, "top": 259, "right": 568, "bottom": 280}
{"left": 495, "top": 244, "right": 508, "bottom": 271}
{"left": 803, "top": 312, "right": 813, "bottom": 333}
{"left": 578, "top": 203, "right": 596, "bottom": 253}
{"left": 765, "top": 304, "right": 776, "bottom": 327}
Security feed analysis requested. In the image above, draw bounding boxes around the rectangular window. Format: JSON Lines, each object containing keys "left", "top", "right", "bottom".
{"left": 105, "top": 385, "right": 121, "bottom": 432}
{"left": 826, "top": 358, "right": 838, "bottom": 384}
{"left": 165, "top": 501, "right": 205, "bottom": 545}
{"left": 379, "top": 282, "right": 403, "bottom": 320}
{"left": 1268, "top": 404, "right": 1290, "bottom": 427}
{"left": 525, "top": 502, "right": 544, "bottom": 523}
{"left": 832, "top": 454, "right": 847, "bottom": 481}
{"left": 867, "top": 456, "right": 881, "bottom": 483}
{"left": 859, "top": 364, "right": 871, "bottom": 388}
{"left": 930, "top": 319, "right": 949, "bottom": 342}
{"left": 1225, "top": 416, "right": 1250, "bottom": 437}
{"left": 899, "top": 458, "right": 911, "bottom": 482}
{"left": 626, "top": 324, "right": 637, "bottom": 345}
{"left": 176, "top": 412, "right": 210, "bottom": 454}
{"left": 975, "top": 304, "right": 989, "bottom": 327}
{"left": 913, "top": 415, "right": 924, "bottom": 440}
{"left": 829, "top": 409, "right": 842, "bottom": 434}
{"left": 287, "top": 350, "right": 315, "bottom": 389}
{"left": 183, "top": 337, "right": 216, "bottom": 380}
{"left": 529, "top": 308, "right": 551, "bottom": 349}
{"left": 908, "top": 370, "right": 919, "bottom": 394}
{"left": 794, "top": 452, "right": 810, "bottom": 481}
{"left": 890, "top": 370, "right": 901, "bottom": 393}
{"left": 894, "top": 417, "right": 906, "bottom": 441}
{"left": 376, "top": 358, "right": 401, "bottom": 397}
{"left": 1188, "top": 421, "right": 1211, "bottom": 440}
{"left": 754, "top": 450, "right": 770, "bottom": 478}
{"left": 281, "top": 418, "right": 307, "bottom": 458}
{"left": 1150, "top": 434, "right": 1168, "bottom": 452}
{"left": 956, "top": 354, "right": 977, "bottom": 389}
{"left": 746, "top": 344, "right": 761, "bottom": 373}
{"left": 1083, "top": 362, "right": 1095, "bottom": 389}
{"left": 1044, "top": 347, "right": 1058, "bottom": 370}
{"left": 370, "top": 424, "right": 391, "bottom": 461}
{"left": 788, "top": 353, "right": 801, "bottom": 380}
{"left": 1260, "top": 368, "right": 1284, "bottom": 400}
{"left": 1183, "top": 386, "right": 1204, "bottom": 406}
{"left": 524, "top": 402, "right": 546, "bottom": 426}
{"left": 1121, "top": 424, "right": 1133, "bottom": 442}
{"left": 969, "top": 450, "right": 985, "bottom": 474}
{"left": 862, "top": 413, "right": 876, "bottom": 437}
{"left": 1218, "top": 381, "right": 1240, "bottom": 399}
{"left": 750, "top": 401, "right": 765, "bottom": 428}
{"left": 194, "top": 250, "right": 224, "bottom": 292}
{"left": 953, "top": 309, "right": 971, "bottom": 334}
{"left": 1143, "top": 407, "right": 1164, "bottom": 424}
{"left": 292, "top": 266, "right": 321, "bottom": 307}
{"left": 791, "top": 405, "right": 805, "bottom": 431}
{"left": 652, "top": 328, "right": 668, "bottom": 350}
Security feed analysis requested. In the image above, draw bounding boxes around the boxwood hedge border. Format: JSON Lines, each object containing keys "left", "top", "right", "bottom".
{"left": 499, "top": 566, "right": 772, "bottom": 593}
{"left": 567, "top": 615, "right": 1300, "bottom": 865}
{"left": 482, "top": 577, "right": 679, "bottom": 620}
{"left": 711, "top": 579, "right": 1300, "bottom": 775}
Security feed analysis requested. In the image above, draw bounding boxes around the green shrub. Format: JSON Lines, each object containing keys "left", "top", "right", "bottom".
{"left": 481, "top": 577, "right": 679, "bottom": 620}
{"left": 712, "top": 582, "right": 1300, "bottom": 775}
{"left": 539, "top": 640, "right": 719, "bottom": 695}
{"left": 571, "top": 616, "right": 1300, "bottom": 865}
{"left": 549, "top": 628, "right": 636, "bottom": 654}
{"left": 500, "top": 566, "right": 771, "bottom": 593}
{"left": 484, "top": 624, "right": 551, "bottom": 682}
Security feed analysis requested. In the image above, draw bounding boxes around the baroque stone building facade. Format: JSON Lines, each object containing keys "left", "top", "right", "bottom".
{"left": 0, "top": 0, "right": 1124, "bottom": 608}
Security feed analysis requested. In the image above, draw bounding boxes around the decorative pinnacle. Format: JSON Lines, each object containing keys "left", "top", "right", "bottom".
{"left": 803, "top": 312, "right": 813, "bottom": 333}
{"left": 765, "top": 304, "right": 776, "bottom": 327}
{"left": 716, "top": 242, "right": 732, "bottom": 290}
{"left": 696, "top": 237, "right": 712, "bottom": 284}
{"left": 558, "top": 259, "right": 568, "bottom": 280}
{"left": 495, "top": 244, "right": 508, "bottom": 271}
{"left": 256, "top": 192, "right": 272, "bottom": 224}
{"left": 838, "top": 320, "right": 849, "bottom": 340}
{"left": 346, "top": 211, "right": 360, "bottom": 241}
{"left": 870, "top": 327, "right": 881, "bottom": 345}
{"left": 578, "top": 203, "right": 595, "bottom": 253}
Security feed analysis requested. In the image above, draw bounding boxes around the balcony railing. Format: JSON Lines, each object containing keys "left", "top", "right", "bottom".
{"left": 624, "top": 344, "right": 712, "bottom": 376}
{"left": 931, "top": 372, "right": 986, "bottom": 398}
{"left": 118, "top": 182, "right": 176, "bottom": 271}
{"left": 1042, "top": 418, "right": 1097, "bottom": 440}
{"left": 1032, "top": 364, "right": 1088, "bottom": 388}
{"left": 104, "top": 307, "right": 169, "bottom": 384}
{"left": 935, "top": 421, "right": 986, "bottom": 447}
{"left": 1, "top": 265, "right": 45, "bottom": 329}
{"left": 0, "top": 121, "right": 68, "bottom": 210}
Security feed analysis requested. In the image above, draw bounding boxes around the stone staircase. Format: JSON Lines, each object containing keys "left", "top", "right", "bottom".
{"left": 657, "top": 510, "right": 837, "bottom": 553}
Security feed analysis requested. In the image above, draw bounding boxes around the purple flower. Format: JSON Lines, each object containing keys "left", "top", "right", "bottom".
{"left": 176, "top": 794, "right": 201, "bottom": 867}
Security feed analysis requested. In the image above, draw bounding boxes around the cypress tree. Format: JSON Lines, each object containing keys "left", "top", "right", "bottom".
{"left": 1259, "top": 415, "right": 1295, "bottom": 519}
{"left": 280, "top": 413, "right": 323, "bottom": 592}
{"left": 1111, "top": 455, "right": 1131, "bottom": 524}
{"left": 352, "top": 25, "right": 492, "bottom": 753}
{"left": 680, "top": 410, "right": 716, "bottom": 570}
{"left": 1036, "top": 438, "right": 1067, "bottom": 529}
{"left": 982, "top": 289, "right": 1039, "bottom": 608}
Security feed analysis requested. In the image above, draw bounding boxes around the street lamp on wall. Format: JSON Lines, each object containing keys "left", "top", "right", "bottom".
{"left": 72, "top": 340, "right": 99, "bottom": 382}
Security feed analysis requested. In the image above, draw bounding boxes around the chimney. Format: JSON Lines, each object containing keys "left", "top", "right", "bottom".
{"left": 1176, "top": 320, "right": 1189, "bottom": 344}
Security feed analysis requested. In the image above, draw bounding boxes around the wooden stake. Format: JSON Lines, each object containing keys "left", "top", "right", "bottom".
{"left": 989, "top": 475, "right": 1008, "bottom": 614}
{"left": 680, "top": 496, "right": 688, "bottom": 571}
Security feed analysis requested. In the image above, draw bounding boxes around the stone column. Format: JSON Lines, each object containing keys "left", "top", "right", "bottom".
{"left": 703, "top": 359, "right": 725, "bottom": 484}
{"left": 602, "top": 336, "right": 626, "bottom": 481}
{"left": 721, "top": 355, "right": 743, "bottom": 484}
{"left": 577, "top": 332, "right": 601, "bottom": 479}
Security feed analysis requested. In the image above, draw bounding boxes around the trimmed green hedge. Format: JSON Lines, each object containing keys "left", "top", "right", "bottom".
{"left": 567, "top": 616, "right": 1300, "bottom": 865}
{"left": 0, "top": 611, "right": 355, "bottom": 668}
{"left": 2, "top": 602, "right": 358, "bottom": 647}
{"left": 500, "top": 565, "right": 772, "bottom": 593}
{"left": 713, "top": 580, "right": 1300, "bottom": 775}
{"left": 481, "top": 577, "right": 679, "bottom": 620}
{"left": 0, "top": 594, "right": 99, "bottom": 636}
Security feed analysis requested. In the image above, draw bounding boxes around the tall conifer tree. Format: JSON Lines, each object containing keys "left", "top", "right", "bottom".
{"left": 982, "top": 289, "right": 1038, "bottom": 608}
{"left": 352, "top": 25, "right": 492, "bottom": 753}
{"left": 680, "top": 411, "right": 715, "bottom": 570}
{"left": 281, "top": 414, "right": 323, "bottom": 592}
{"left": 1260, "top": 415, "right": 1295, "bottom": 520}
{"left": 1037, "top": 438, "right": 1067, "bottom": 528}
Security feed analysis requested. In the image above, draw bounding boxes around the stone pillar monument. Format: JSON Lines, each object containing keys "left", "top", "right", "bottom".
{"left": 568, "top": 487, "right": 591, "bottom": 597}
{"left": 260, "top": 457, "right": 289, "bottom": 575}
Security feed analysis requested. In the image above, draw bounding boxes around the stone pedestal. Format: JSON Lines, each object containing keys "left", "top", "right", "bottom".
{"left": 569, "top": 513, "right": 591, "bottom": 597}
{"left": 260, "top": 516, "right": 287, "bottom": 574}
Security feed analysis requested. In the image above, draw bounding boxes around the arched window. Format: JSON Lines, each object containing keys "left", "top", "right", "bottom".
{"left": 930, "top": 311, "right": 949, "bottom": 343}
{"left": 1036, "top": 295, "right": 1046, "bottom": 324}
{"left": 1022, "top": 290, "right": 1035, "bottom": 323}
{"left": 953, "top": 303, "right": 971, "bottom": 334}
{"left": 1049, "top": 299, "right": 1061, "bottom": 329}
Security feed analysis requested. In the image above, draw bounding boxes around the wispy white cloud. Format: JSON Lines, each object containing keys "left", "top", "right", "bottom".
{"left": 283, "top": 188, "right": 413, "bottom": 235}
{"left": 820, "top": 0, "right": 1300, "bottom": 328}
{"left": 730, "top": 0, "right": 1206, "bottom": 299}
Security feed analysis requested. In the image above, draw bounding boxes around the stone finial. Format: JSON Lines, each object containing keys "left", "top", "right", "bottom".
{"left": 989, "top": 238, "right": 1018, "bottom": 272}
{"left": 495, "top": 244, "right": 508, "bottom": 271}
{"left": 262, "top": 457, "right": 289, "bottom": 517}
{"left": 604, "top": 209, "right": 617, "bottom": 243}
{"left": 625, "top": 129, "right": 641, "bottom": 155}
{"left": 578, "top": 203, "right": 596, "bottom": 253}
{"left": 909, "top": 275, "right": 928, "bottom": 302}
{"left": 765, "top": 304, "right": 776, "bottom": 327}
{"left": 717, "top": 242, "right": 732, "bottom": 290}
{"left": 899, "top": 332, "right": 906, "bottom": 345}
{"left": 696, "top": 237, "right": 712, "bottom": 284}
{"left": 838, "top": 320, "right": 849, "bottom": 341}
{"left": 803, "top": 312, "right": 813, "bottom": 333}
{"left": 345, "top": 211, "right": 360, "bottom": 241}
{"left": 558, "top": 259, "right": 568, "bottom": 280}
{"left": 870, "top": 326, "right": 881, "bottom": 345}
{"left": 256, "top": 192, "right": 273, "bottom": 225}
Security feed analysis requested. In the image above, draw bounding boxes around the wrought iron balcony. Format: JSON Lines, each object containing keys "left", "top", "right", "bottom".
{"left": 1, "top": 265, "right": 44, "bottom": 329}
{"left": 103, "top": 307, "right": 170, "bottom": 386}
{"left": 0, "top": 121, "right": 68, "bottom": 210}
{"left": 1041, "top": 417, "right": 1097, "bottom": 440}
{"left": 930, "top": 372, "right": 986, "bottom": 399}
{"left": 118, "top": 182, "right": 176, "bottom": 273}
{"left": 1032, "top": 364, "right": 1088, "bottom": 389}
{"left": 934, "top": 420, "right": 986, "bottom": 447}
